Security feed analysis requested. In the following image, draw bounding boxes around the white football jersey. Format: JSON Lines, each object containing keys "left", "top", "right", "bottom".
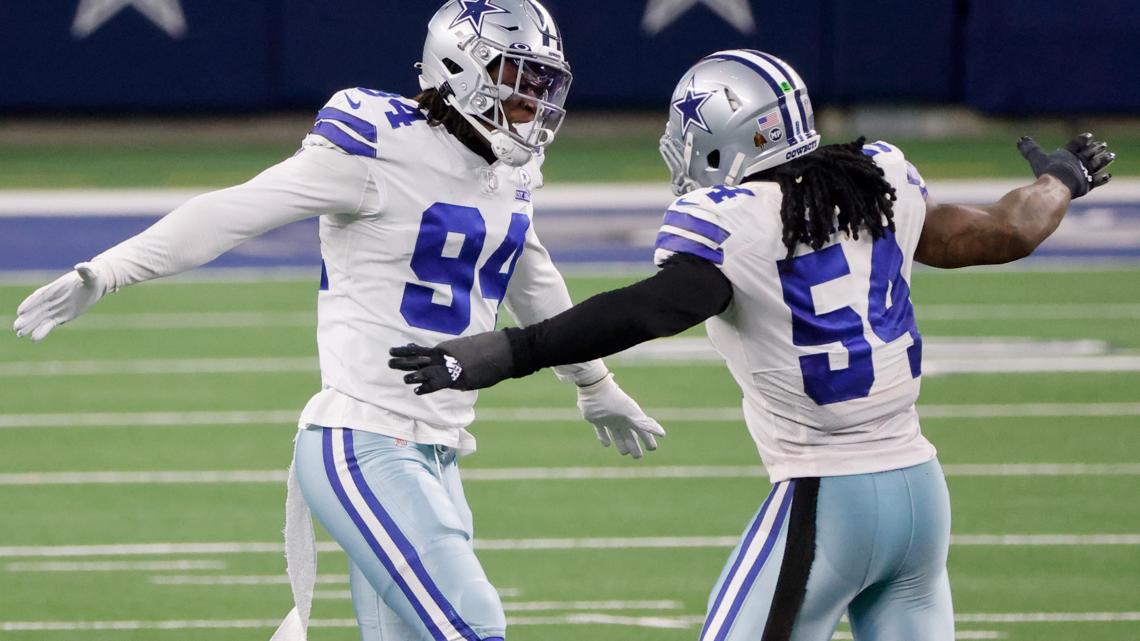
{"left": 298, "top": 87, "right": 553, "bottom": 447}
{"left": 89, "top": 86, "right": 602, "bottom": 453}
{"left": 654, "top": 141, "right": 936, "bottom": 481}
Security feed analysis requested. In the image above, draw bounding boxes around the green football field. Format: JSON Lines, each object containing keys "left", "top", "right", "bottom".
{"left": 0, "top": 267, "right": 1138, "bottom": 641}
{"left": 0, "top": 132, "right": 1137, "bottom": 188}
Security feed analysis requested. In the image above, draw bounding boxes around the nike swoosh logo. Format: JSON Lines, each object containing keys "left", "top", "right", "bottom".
{"left": 346, "top": 95, "right": 361, "bottom": 109}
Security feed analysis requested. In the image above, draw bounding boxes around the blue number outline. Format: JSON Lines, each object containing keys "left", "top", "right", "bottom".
{"left": 400, "top": 204, "right": 531, "bottom": 335}
{"left": 777, "top": 230, "right": 921, "bottom": 404}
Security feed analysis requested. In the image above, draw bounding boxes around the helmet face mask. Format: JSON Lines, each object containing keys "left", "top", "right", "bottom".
{"left": 660, "top": 49, "right": 822, "bottom": 193}
{"left": 420, "top": 0, "right": 571, "bottom": 165}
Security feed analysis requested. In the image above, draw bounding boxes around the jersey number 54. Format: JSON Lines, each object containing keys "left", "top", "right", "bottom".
{"left": 777, "top": 230, "right": 922, "bottom": 405}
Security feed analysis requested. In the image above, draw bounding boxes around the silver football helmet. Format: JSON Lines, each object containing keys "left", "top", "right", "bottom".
{"left": 660, "top": 49, "right": 822, "bottom": 195}
{"left": 420, "top": 0, "right": 571, "bottom": 166}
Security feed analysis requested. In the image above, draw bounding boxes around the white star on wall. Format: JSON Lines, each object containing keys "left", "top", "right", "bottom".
{"left": 642, "top": 0, "right": 756, "bottom": 35}
{"left": 71, "top": 0, "right": 188, "bottom": 39}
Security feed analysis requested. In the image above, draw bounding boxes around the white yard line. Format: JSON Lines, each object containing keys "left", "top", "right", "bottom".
{"left": 3, "top": 343, "right": 1139, "bottom": 377}
{"left": 2, "top": 180, "right": 1139, "bottom": 216}
{"left": 919, "top": 304, "right": 1140, "bottom": 320}
{"left": 2, "top": 463, "right": 1139, "bottom": 487}
{"left": 0, "top": 312, "right": 316, "bottom": 331}
{"left": 2, "top": 611, "right": 1135, "bottom": 632}
{"left": 147, "top": 575, "right": 523, "bottom": 597}
{"left": 11, "top": 356, "right": 1140, "bottom": 376}
{"left": 0, "top": 304, "right": 1136, "bottom": 334}
{"left": 0, "top": 410, "right": 302, "bottom": 428}
{"left": 1, "top": 402, "right": 1139, "bottom": 429}
{"left": 0, "top": 357, "right": 317, "bottom": 377}
{"left": 150, "top": 574, "right": 348, "bottom": 585}
{"left": 956, "top": 612, "right": 1140, "bottom": 623}
{"left": 307, "top": 594, "right": 684, "bottom": 611}
{"left": 5, "top": 560, "right": 224, "bottom": 572}
{"left": 1, "top": 534, "right": 1137, "bottom": 559}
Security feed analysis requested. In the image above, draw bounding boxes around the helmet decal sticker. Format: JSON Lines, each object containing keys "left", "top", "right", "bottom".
{"left": 672, "top": 78, "right": 714, "bottom": 137}
{"left": 449, "top": 0, "right": 508, "bottom": 34}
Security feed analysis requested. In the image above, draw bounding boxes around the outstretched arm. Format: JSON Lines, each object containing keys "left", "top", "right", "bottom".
{"left": 13, "top": 146, "right": 375, "bottom": 341}
{"left": 389, "top": 254, "right": 732, "bottom": 392}
{"left": 501, "top": 223, "right": 610, "bottom": 386}
{"left": 916, "top": 133, "right": 1114, "bottom": 268}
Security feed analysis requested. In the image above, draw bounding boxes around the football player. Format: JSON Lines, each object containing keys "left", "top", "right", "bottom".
{"left": 12, "top": 2, "right": 665, "bottom": 640}
{"left": 390, "top": 49, "right": 1115, "bottom": 641}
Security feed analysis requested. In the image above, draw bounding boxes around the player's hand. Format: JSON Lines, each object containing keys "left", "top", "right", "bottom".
{"left": 389, "top": 344, "right": 468, "bottom": 395}
{"left": 576, "top": 374, "right": 665, "bottom": 459}
{"left": 659, "top": 121, "right": 699, "bottom": 196}
{"left": 1018, "top": 133, "right": 1114, "bottom": 198}
{"left": 389, "top": 330, "right": 517, "bottom": 395}
{"left": 13, "top": 262, "right": 110, "bottom": 342}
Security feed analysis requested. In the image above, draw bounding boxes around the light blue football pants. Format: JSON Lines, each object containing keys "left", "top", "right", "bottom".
{"left": 295, "top": 426, "right": 505, "bottom": 641}
{"left": 700, "top": 458, "right": 953, "bottom": 641}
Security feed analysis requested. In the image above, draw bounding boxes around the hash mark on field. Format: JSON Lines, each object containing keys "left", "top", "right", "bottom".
{"left": 2, "top": 403, "right": 1140, "bottom": 428}
{"left": 2, "top": 535, "right": 1138, "bottom": 559}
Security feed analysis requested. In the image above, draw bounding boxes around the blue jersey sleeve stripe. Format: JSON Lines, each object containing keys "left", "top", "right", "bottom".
{"left": 905, "top": 162, "right": 929, "bottom": 200}
{"left": 663, "top": 210, "right": 731, "bottom": 244}
{"left": 309, "top": 122, "right": 378, "bottom": 158}
{"left": 316, "top": 107, "right": 377, "bottom": 142}
{"left": 655, "top": 232, "right": 725, "bottom": 265}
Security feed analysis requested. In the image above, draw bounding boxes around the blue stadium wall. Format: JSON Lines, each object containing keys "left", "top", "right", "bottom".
{"left": 1, "top": 0, "right": 1137, "bottom": 115}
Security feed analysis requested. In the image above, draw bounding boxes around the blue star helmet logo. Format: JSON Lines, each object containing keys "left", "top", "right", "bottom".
{"left": 450, "top": 0, "right": 509, "bottom": 34}
{"left": 672, "top": 79, "right": 714, "bottom": 137}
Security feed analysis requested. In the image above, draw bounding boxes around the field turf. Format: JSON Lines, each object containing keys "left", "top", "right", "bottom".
{"left": 0, "top": 267, "right": 1138, "bottom": 640}
{"left": 1, "top": 134, "right": 1138, "bottom": 188}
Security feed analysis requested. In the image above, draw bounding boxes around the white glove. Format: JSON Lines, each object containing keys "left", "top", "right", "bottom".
{"left": 576, "top": 373, "right": 666, "bottom": 459}
{"left": 13, "top": 262, "right": 111, "bottom": 342}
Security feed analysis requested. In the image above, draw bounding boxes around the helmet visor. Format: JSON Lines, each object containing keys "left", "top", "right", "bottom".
{"left": 491, "top": 52, "right": 571, "bottom": 147}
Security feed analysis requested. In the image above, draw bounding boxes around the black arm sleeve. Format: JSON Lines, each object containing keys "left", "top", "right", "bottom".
{"left": 504, "top": 254, "right": 733, "bottom": 377}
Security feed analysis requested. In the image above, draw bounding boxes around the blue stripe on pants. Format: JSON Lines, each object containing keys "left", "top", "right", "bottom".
{"left": 321, "top": 428, "right": 485, "bottom": 641}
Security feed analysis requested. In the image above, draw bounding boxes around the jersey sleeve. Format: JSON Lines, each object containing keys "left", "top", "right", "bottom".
{"left": 862, "top": 140, "right": 929, "bottom": 253}
{"left": 91, "top": 146, "right": 375, "bottom": 291}
{"left": 862, "top": 140, "right": 928, "bottom": 202}
{"left": 652, "top": 194, "right": 733, "bottom": 268}
{"left": 302, "top": 87, "right": 427, "bottom": 159}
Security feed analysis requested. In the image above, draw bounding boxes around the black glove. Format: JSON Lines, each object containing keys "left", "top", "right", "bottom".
{"left": 389, "top": 330, "right": 517, "bottom": 395}
{"left": 1017, "top": 133, "right": 1114, "bottom": 198}
{"left": 388, "top": 344, "right": 468, "bottom": 395}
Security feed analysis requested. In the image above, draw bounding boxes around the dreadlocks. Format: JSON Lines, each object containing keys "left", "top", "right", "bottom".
{"left": 749, "top": 137, "right": 898, "bottom": 263}
{"left": 414, "top": 88, "right": 495, "bottom": 163}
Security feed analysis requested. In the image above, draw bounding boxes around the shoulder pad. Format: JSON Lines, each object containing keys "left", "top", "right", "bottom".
{"left": 861, "top": 140, "right": 927, "bottom": 200}
{"left": 303, "top": 88, "right": 426, "bottom": 158}
{"left": 652, "top": 191, "right": 736, "bottom": 267}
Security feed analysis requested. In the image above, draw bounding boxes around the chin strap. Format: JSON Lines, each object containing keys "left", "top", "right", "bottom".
{"left": 488, "top": 130, "right": 533, "bottom": 166}
{"left": 444, "top": 93, "right": 534, "bottom": 167}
